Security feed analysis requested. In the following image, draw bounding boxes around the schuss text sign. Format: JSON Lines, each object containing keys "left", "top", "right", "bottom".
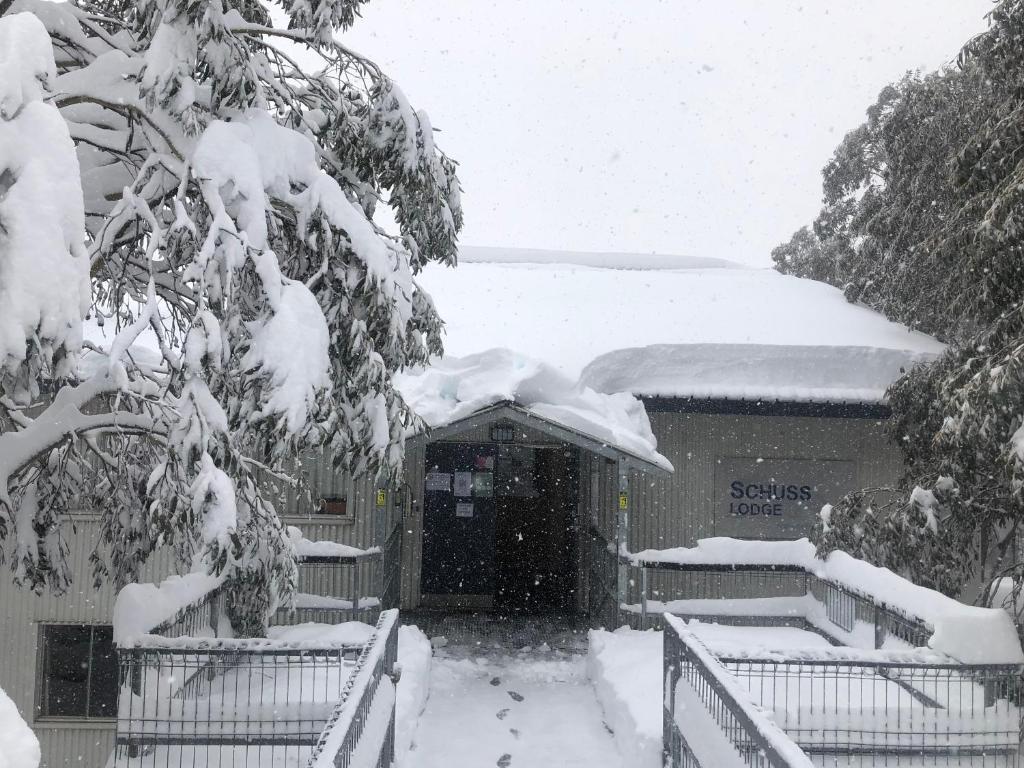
{"left": 714, "top": 457, "right": 856, "bottom": 539}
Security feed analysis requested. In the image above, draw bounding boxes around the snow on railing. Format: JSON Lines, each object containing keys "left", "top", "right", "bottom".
{"left": 625, "top": 537, "right": 1024, "bottom": 664}
{"left": 113, "top": 595, "right": 396, "bottom": 768}
{"left": 663, "top": 614, "right": 814, "bottom": 768}
{"left": 110, "top": 534, "right": 399, "bottom": 768}
{"left": 664, "top": 613, "right": 1024, "bottom": 768}
{"left": 113, "top": 531, "right": 395, "bottom": 645}
{"left": 306, "top": 609, "right": 400, "bottom": 768}
{"left": 113, "top": 572, "right": 226, "bottom": 645}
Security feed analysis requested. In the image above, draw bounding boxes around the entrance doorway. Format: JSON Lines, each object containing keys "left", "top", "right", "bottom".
{"left": 421, "top": 442, "right": 578, "bottom": 613}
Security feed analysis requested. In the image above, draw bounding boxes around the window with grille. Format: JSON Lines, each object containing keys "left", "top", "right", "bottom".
{"left": 37, "top": 624, "right": 117, "bottom": 719}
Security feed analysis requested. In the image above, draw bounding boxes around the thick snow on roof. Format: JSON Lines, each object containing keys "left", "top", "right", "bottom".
{"left": 459, "top": 245, "right": 742, "bottom": 271}
{"left": 581, "top": 344, "right": 939, "bottom": 404}
{"left": 417, "top": 247, "right": 945, "bottom": 402}
{"left": 395, "top": 349, "right": 671, "bottom": 470}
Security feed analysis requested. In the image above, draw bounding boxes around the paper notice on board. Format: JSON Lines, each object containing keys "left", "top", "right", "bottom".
{"left": 473, "top": 472, "right": 494, "bottom": 498}
{"left": 425, "top": 472, "right": 451, "bottom": 492}
{"left": 455, "top": 502, "right": 474, "bottom": 518}
{"left": 454, "top": 471, "right": 472, "bottom": 497}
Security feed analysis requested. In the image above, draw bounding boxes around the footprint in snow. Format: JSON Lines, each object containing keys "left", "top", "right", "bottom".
{"left": 496, "top": 708, "right": 510, "bottom": 720}
{"left": 497, "top": 754, "right": 512, "bottom": 767}
{"left": 509, "top": 728, "right": 520, "bottom": 740}
{"left": 490, "top": 677, "right": 501, "bottom": 686}
{"left": 507, "top": 691, "right": 524, "bottom": 702}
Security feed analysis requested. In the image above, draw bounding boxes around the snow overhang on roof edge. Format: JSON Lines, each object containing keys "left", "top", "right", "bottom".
{"left": 637, "top": 395, "right": 894, "bottom": 418}
{"left": 405, "top": 401, "right": 673, "bottom": 477}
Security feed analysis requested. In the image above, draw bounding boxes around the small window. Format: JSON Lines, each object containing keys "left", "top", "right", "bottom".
{"left": 38, "top": 624, "right": 117, "bottom": 719}
{"left": 317, "top": 496, "right": 348, "bottom": 516}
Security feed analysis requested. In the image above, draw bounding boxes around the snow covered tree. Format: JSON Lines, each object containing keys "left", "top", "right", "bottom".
{"left": 772, "top": 65, "right": 995, "bottom": 343}
{"left": 777, "top": 1, "right": 1024, "bottom": 607}
{"left": 0, "top": 0, "right": 461, "bottom": 635}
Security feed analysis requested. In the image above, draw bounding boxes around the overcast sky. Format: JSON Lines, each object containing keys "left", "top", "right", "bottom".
{"left": 345, "top": 1, "right": 992, "bottom": 267}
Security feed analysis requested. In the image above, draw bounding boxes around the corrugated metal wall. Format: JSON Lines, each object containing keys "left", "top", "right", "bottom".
{"left": 625, "top": 411, "right": 901, "bottom": 607}
{"left": 0, "top": 517, "right": 175, "bottom": 768}
{"left": 627, "top": 411, "right": 899, "bottom": 552}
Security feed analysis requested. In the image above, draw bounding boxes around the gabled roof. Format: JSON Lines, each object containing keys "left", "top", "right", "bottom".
{"left": 396, "top": 349, "right": 672, "bottom": 474}
{"left": 404, "top": 400, "right": 672, "bottom": 477}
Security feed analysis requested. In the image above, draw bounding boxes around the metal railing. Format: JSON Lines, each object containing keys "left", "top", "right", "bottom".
{"left": 665, "top": 611, "right": 1024, "bottom": 768}
{"left": 150, "top": 585, "right": 225, "bottom": 639}
{"left": 664, "top": 614, "right": 814, "bottom": 768}
{"left": 625, "top": 557, "right": 933, "bottom": 650}
{"left": 588, "top": 526, "right": 619, "bottom": 628}
{"left": 718, "top": 652, "right": 1023, "bottom": 766}
{"left": 276, "top": 530, "right": 401, "bottom": 628}
{"left": 379, "top": 526, "right": 401, "bottom": 612}
{"left": 113, "top": 553, "right": 400, "bottom": 768}
{"left": 307, "top": 609, "right": 399, "bottom": 768}
{"left": 115, "top": 641, "right": 363, "bottom": 767}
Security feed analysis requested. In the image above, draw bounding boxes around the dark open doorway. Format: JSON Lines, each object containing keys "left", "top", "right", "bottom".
{"left": 494, "top": 445, "right": 577, "bottom": 612}
{"left": 420, "top": 441, "right": 579, "bottom": 614}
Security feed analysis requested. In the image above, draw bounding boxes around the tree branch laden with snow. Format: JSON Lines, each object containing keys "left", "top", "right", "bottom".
{"left": 0, "top": 0, "right": 462, "bottom": 635}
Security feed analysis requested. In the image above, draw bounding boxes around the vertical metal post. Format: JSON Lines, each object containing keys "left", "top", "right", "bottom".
{"left": 640, "top": 566, "right": 649, "bottom": 630}
{"left": 616, "top": 459, "right": 630, "bottom": 628}
{"left": 371, "top": 485, "right": 388, "bottom": 614}
{"left": 353, "top": 560, "right": 361, "bottom": 615}
{"left": 873, "top": 603, "right": 885, "bottom": 649}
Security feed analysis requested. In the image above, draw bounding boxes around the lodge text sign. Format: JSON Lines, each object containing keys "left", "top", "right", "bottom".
{"left": 714, "top": 457, "right": 856, "bottom": 540}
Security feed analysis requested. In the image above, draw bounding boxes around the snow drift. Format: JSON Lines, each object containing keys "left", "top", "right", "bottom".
{"left": 113, "top": 571, "right": 224, "bottom": 644}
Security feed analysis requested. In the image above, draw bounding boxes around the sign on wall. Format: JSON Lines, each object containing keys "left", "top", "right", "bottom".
{"left": 714, "top": 457, "right": 856, "bottom": 540}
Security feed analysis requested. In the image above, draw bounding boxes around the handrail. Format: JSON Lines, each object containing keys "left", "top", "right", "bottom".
{"left": 664, "top": 614, "right": 814, "bottom": 768}
{"left": 625, "top": 552, "right": 932, "bottom": 648}
{"left": 306, "top": 608, "right": 399, "bottom": 768}
{"left": 147, "top": 583, "right": 225, "bottom": 639}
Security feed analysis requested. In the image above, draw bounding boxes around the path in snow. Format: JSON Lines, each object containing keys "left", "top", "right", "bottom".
{"left": 401, "top": 647, "right": 624, "bottom": 768}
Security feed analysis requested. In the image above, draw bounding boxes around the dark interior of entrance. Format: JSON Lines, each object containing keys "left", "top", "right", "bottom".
{"left": 421, "top": 442, "right": 578, "bottom": 613}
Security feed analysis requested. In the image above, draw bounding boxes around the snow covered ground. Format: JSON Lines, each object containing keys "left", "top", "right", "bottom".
{"left": 0, "top": 686, "right": 39, "bottom": 768}
{"left": 399, "top": 644, "right": 624, "bottom": 768}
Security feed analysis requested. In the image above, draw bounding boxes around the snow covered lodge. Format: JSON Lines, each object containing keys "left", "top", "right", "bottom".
{"left": 0, "top": 247, "right": 945, "bottom": 767}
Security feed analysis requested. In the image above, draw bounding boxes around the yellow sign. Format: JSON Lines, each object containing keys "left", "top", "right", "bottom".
{"left": 375, "top": 489, "right": 387, "bottom": 507}
{"left": 618, "top": 492, "right": 628, "bottom": 510}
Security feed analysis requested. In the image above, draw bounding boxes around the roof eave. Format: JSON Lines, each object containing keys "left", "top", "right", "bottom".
{"left": 406, "top": 400, "right": 672, "bottom": 477}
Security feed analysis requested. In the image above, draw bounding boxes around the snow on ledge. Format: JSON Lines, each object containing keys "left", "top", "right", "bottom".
{"left": 113, "top": 572, "right": 224, "bottom": 645}
{"left": 286, "top": 526, "right": 378, "bottom": 559}
{"left": 628, "top": 537, "right": 1024, "bottom": 664}
{"left": 581, "top": 344, "right": 943, "bottom": 404}
{"left": 396, "top": 348, "right": 672, "bottom": 471}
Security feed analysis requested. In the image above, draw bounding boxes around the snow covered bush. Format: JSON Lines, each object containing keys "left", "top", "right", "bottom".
{"left": 0, "top": 0, "right": 461, "bottom": 634}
